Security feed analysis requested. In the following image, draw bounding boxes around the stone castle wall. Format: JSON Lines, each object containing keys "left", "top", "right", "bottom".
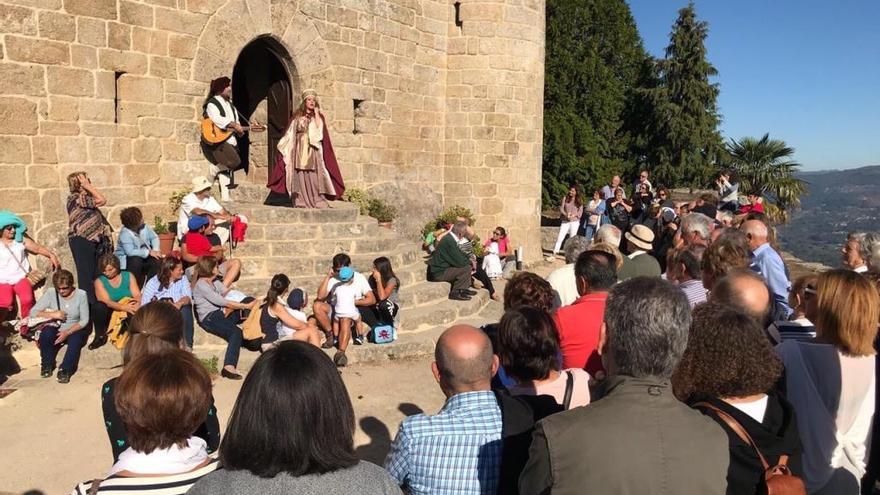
{"left": 0, "top": 0, "right": 545, "bottom": 264}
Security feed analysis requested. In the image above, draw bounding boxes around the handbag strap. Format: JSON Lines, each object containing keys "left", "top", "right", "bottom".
{"left": 694, "top": 401, "right": 770, "bottom": 471}
{"left": 2, "top": 241, "right": 29, "bottom": 276}
{"left": 87, "top": 478, "right": 103, "bottom": 495}
{"left": 562, "top": 370, "right": 574, "bottom": 410}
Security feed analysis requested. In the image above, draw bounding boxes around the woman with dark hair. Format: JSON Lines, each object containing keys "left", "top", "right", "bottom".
{"left": 89, "top": 254, "right": 141, "bottom": 350}
{"left": 73, "top": 349, "right": 219, "bottom": 494}
{"left": 777, "top": 269, "right": 879, "bottom": 494}
{"left": 258, "top": 274, "right": 321, "bottom": 348}
{"left": 32, "top": 269, "right": 88, "bottom": 383}
{"left": 605, "top": 187, "right": 633, "bottom": 233}
{"left": 631, "top": 182, "right": 654, "bottom": 225}
{"left": 548, "top": 185, "right": 583, "bottom": 260}
{"left": 101, "top": 302, "right": 220, "bottom": 463}
{"left": 192, "top": 256, "right": 260, "bottom": 380}
{"left": 140, "top": 256, "right": 194, "bottom": 349}
{"left": 189, "top": 341, "right": 400, "bottom": 494}
{"left": 114, "top": 206, "right": 162, "bottom": 287}
{"left": 673, "top": 303, "right": 803, "bottom": 494}
{"left": 499, "top": 307, "right": 590, "bottom": 408}
{"left": 482, "top": 226, "right": 511, "bottom": 279}
{"left": 267, "top": 89, "right": 345, "bottom": 208}
{"left": 66, "top": 171, "right": 110, "bottom": 305}
{"left": 360, "top": 257, "right": 401, "bottom": 337}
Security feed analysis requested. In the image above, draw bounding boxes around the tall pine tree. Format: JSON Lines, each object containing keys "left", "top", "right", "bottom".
{"left": 542, "top": 0, "right": 652, "bottom": 208}
{"left": 643, "top": 2, "right": 723, "bottom": 189}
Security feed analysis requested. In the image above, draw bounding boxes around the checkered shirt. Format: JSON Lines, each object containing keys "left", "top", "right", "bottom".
{"left": 385, "top": 390, "right": 503, "bottom": 495}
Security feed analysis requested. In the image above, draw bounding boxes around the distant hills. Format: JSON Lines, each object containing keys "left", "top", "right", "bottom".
{"left": 777, "top": 165, "right": 880, "bottom": 267}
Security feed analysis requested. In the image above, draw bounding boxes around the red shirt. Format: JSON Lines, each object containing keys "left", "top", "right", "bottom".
{"left": 553, "top": 292, "right": 608, "bottom": 375}
{"left": 739, "top": 202, "right": 764, "bottom": 215}
{"left": 184, "top": 232, "right": 214, "bottom": 257}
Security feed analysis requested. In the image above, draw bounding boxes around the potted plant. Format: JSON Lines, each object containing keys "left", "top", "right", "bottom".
{"left": 368, "top": 198, "right": 397, "bottom": 228}
{"left": 153, "top": 215, "right": 176, "bottom": 255}
{"left": 167, "top": 188, "right": 189, "bottom": 235}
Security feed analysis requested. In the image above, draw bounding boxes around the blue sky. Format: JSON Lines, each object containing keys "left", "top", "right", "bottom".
{"left": 627, "top": 0, "right": 880, "bottom": 171}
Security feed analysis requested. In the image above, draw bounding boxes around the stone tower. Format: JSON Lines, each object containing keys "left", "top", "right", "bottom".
{"left": 0, "top": 0, "right": 546, "bottom": 261}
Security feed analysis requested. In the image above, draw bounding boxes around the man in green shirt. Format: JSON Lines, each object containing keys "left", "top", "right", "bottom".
{"left": 428, "top": 221, "right": 474, "bottom": 301}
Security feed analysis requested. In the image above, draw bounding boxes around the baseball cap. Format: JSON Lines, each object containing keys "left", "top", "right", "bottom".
{"left": 337, "top": 266, "right": 354, "bottom": 282}
{"left": 187, "top": 215, "right": 210, "bottom": 231}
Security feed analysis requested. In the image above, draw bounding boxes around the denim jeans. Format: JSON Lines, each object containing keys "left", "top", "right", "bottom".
{"left": 38, "top": 326, "right": 89, "bottom": 373}
{"left": 181, "top": 304, "right": 195, "bottom": 349}
{"left": 201, "top": 309, "right": 243, "bottom": 367}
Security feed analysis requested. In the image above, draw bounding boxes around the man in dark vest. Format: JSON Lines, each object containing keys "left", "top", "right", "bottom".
{"left": 202, "top": 76, "right": 242, "bottom": 201}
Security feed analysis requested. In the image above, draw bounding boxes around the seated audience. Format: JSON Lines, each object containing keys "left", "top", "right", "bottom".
{"left": 361, "top": 256, "right": 401, "bottom": 330}
{"left": 617, "top": 224, "right": 661, "bottom": 280}
{"left": 178, "top": 176, "right": 233, "bottom": 244}
{"left": 141, "top": 257, "right": 195, "bottom": 349}
{"left": 421, "top": 220, "right": 447, "bottom": 254}
{"left": 768, "top": 274, "right": 818, "bottom": 342}
{"left": 776, "top": 269, "right": 879, "bottom": 494}
{"left": 519, "top": 278, "right": 729, "bottom": 494}
{"left": 545, "top": 235, "right": 589, "bottom": 307}
{"left": 114, "top": 206, "right": 162, "bottom": 287}
{"left": 673, "top": 303, "right": 804, "bottom": 494}
{"left": 427, "top": 221, "right": 474, "bottom": 301}
{"left": 593, "top": 223, "right": 622, "bottom": 248}
{"left": 0, "top": 210, "right": 61, "bottom": 319}
{"left": 314, "top": 253, "right": 376, "bottom": 356}
{"left": 33, "top": 270, "right": 89, "bottom": 383}
{"left": 553, "top": 250, "right": 617, "bottom": 375}
{"left": 192, "top": 256, "right": 260, "bottom": 380}
{"left": 385, "top": 325, "right": 502, "bottom": 494}
{"left": 182, "top": 215, "right": 241, "bottom": 288}
{"left": 668, "top": 246, "right": 708, "bottom": 307}
{"left": 89, "top": 254, "right": 141, "bottom": 351}
{"left": 482, "top": 226, "right": 511, "bottom": 279}
{"left": 499, "top": 307, "right": 590, "bottom": 409}
{"left": 102, "top": 302, "right": 220, "bottom": 462}
{"left": 702, "top": 228, "right": 751, "bottom": 291}
{"left": 72, "top": 349, "right": 218, "bottom": 494}
{"left": 458, "top": 226, "right": 498, "bottom": 301}
{"left": 738, "top": 191, "right": 764, "bottom": 216}
{"left": 841, "top": 232, "right": 870, "bottom": 273}
{"left": 330, "top": 267, "right": 362, "bottom": 367}
{"left": 716, "top": 169, "right": 740, "bottom": 212}
{"left": 189, "top": 341, "right": 399, "bottom": 494}
{"left": 258, "top": 274, "right": 321, "bottom": 348}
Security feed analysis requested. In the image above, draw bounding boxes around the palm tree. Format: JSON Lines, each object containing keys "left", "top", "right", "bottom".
{"left": 726, "top": 133, "right": 807, "bottom": 223}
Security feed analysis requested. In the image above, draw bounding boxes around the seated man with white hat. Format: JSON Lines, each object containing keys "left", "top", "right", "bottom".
{"left": 178, "top": 176, "right": 233, "bottom": 245}
{"left": 617, "top": 224, "right": 662, "bottom": 281}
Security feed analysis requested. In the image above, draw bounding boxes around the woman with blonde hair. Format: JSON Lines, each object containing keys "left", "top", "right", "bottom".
{"left": 776, "top": 269, "right": 879, "bottom": 494}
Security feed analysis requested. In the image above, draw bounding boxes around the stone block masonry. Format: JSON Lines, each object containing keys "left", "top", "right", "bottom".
{"left": 0, "top": 0, "right": 545, "bottom": 269}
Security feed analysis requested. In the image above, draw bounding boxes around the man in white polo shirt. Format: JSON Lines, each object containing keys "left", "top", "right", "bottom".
{"left": 178, "top": 176, "right": 233, "bottom": 245}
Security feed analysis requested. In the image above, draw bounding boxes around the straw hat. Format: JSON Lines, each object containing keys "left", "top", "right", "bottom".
{"left": 624, "top": 224, "right": 655, "bottom": 251}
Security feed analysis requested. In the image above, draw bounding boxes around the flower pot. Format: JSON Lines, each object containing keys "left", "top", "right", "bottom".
{"left": 158, "top": 233, "right": 176, "bottom": 255}
{"left": 378, "top": 221, "right": 393, "bottom": 229}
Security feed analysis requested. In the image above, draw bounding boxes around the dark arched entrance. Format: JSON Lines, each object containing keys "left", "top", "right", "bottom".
{"left": 231, "top": 36, "right": 294, "bottom": 186}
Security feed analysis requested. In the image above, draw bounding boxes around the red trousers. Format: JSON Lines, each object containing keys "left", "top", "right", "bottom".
{"left": 0, "top": 278, "right": 35, "bottom": 317}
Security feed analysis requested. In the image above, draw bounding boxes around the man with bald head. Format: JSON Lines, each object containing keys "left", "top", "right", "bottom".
{"left": 385, "top": 324, "right": 502, "bottom": 494}
{"left": 710, "top": 269, "right": 781, "bottom": 343}
{"left": 742, "top": 219, "right": 792, "bottom": 318}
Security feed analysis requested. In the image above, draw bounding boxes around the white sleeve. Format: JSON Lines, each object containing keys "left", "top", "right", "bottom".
{"left": 181, "top": 194, "right": 198, "bottom": 216}
{"left": 205, "top": 197, "right": 222, "bottom": 213}
{"left": 355, "top": 273, "right": 372, "bottom": 298}
{"left": 205, "top": 99, "right": 234, "bottom": 130}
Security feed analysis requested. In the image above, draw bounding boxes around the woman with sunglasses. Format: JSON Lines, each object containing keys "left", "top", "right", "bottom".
{"left": 0, "top": 211, "right": 60, "bottom": 320}
{"left": 482, "top": 227, "right": 511, "bottom": 279}
{"left": 141, "top": 256, "right": 195, "bottom": 350}
{"left": 32, "top": 269, "right": 89, "bottom": 383}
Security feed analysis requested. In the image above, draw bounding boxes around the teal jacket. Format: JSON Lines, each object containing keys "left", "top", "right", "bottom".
{"left": 0, "top": 210, "right": 27, "bottom": 242}
{"left": 428, "top": 233, "right": 470, "bottom": 279}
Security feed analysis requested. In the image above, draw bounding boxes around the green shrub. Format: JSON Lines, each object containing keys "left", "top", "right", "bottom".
{"left": 368, "top": 198, "right": 397, "bottom": 222}
{"left": 153, "top": 215, "right": 169, "bottom": 235}
{"left": 199, "top": 355, "right": 219, "bottom": 376}
{"left": 342, "top": 188, "right": 372, "bottom": 216}
{"left": 168, "top": 188, "right": 189, "bottom": 214}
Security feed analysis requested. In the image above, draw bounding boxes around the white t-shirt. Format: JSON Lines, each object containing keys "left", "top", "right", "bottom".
{"left": 277, "top": 306, "right": 308, "bottom": 339}
{"left": 728, "top": 395, "right": 769, "bottom": 423}
{"left": 332, "top": 282, "right": 361, "bottom": 319}
{"left": 178, "top": 193, "right": 224, "bottom": 240}
{"left": 546, "top": 264, "right": 578, "bottom": 307}
{"left": 0, "top": 241, "right": 29, "bottom": 284}
{"left": 327, "top": 271, "right": 372, "bottom": 299}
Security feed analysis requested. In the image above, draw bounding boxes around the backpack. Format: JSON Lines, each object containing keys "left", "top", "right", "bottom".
{"left": 694, "top": 402, "right": 805, "bottom": 495}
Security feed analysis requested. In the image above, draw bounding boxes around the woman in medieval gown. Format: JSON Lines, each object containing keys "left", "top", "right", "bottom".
{"left": 266, "top": 90, "right": 345, "bottom": 208}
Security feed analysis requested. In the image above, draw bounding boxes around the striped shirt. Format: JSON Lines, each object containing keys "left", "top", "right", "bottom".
{"left": 678, "top": 279, "right": 708, "bottom": 308}
{"left": 140, "top": 275, "right": 192, "bottom": 306}
{"left": 71, "top": 458, "right": 219, "bottom": 494}
{"left": 385, "top": 390, "right": 502, "bottom": 495}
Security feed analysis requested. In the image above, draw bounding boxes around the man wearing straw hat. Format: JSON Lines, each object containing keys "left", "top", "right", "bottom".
{"left": 617, "top": 224, "right": 662, "bottom": 281}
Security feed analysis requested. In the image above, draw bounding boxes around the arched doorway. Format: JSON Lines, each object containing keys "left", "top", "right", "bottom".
{"left": 231, "top": 36, "right": 294, "bottom": 193}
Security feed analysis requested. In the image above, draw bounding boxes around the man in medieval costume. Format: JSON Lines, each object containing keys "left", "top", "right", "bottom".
{"left": 266, "top": 89, "right": 345, "bottom": 208}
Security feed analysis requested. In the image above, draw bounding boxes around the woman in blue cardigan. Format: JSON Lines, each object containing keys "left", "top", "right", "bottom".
{"left": 114, "top": 207, "right": 162, "bottom": 287}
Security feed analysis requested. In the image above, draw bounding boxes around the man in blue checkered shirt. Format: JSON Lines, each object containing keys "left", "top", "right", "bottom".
{"left": 384, "top": 324, "right": 502, "bottom": 494}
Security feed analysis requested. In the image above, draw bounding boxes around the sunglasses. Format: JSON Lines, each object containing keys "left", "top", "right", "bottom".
{"left": 804, "top": 285, "right": 817, "bottom": 295}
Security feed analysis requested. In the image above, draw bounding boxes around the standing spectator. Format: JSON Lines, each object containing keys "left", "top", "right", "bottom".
{"left": 617, "top": 224, "right": 661, "bottom": 280}
{"left": 593, "top": 223, "right": 622, "bottom": 248}
{"left": 777, "top": 270, "right": 879, "bottom": 494}
{"left": 701, "top": 228, "right": 752, "bottom": 292}
{"left": 673, "top": 303, "right": 803, "bottom": 494}
{"left": 72, "top": 350, "right": 219, "bottom": 494}
{"left": 89, "top": 254, "right": 141, "bottom": 350}
{"left": 711, "top": 269, "right": 773, "bottom": 328}
{"left": 600, "top": 175, "right": 625, "bottom": 201}
{"left": 102, "top": 302, "right": 220, "bottom": 463}
{"left": 313, "top": 253, "right": 376, "bottom": 351}
{"left": 743, "top": 219, "right": 792, "bottom": 318}
{"left": 631, "top": 183, "right": 654, "bottom": 225}
{"left": 189, "top": 342, "right": 399, "bottom": 494}
{"left": 385, "top": 325, "right": 502, "bottom": 494}
{"left": 427, "top": 221, "right": 474, "bottom": 301}
{"left": 193, "top": 256, "right": 260, "bottom": 380}
{"left": 140, "top": 257, "right": 195, "bottom": 350}
{"left": 716, "top": 169, "right": 740, "bottom": 212}
{"left": 768, "top": 274, "right": 818, "bottom": 342}
{"left": 605, "top": 187, "right": 632, "bottom": 233}
{"left": 519, "top": 278, "right": 729, "bottom": 494}
{"left": 580, "top": 190, "right": 605, "bottom": 240}
{"left": 258, "top": 274, "right": 321, "bottom": 349}
{"left": 679, "top": 212, "right": 713, "bottom": 248}
{"left": 545, "top": 235, "right": 590, "bottom": 307}
{"left": 668, "top": 246, "right": 708, "bottom": 307}
{"left": 864, "top": 232, "right": 880, "bottom": 272}
{"left": 361, "top": 256, "right": 401, "bottom": 331}
{"left": 32, "top": 270, "right": 88, "bottom": 383}
{"left": 177, "top": 176, "right": 234, "bottom": 244}
{"left": 499, "top": 307, "right": 590, "bottom": 408}
{"left": 632, "top": 169, "right": 653, "bottom": 194}
{"left": 0, "top": 211, "right": 60, "bottom": 319}
{"left": 553, "top": 250, "right": 617, "bottom": 375}
{"left": 692, "top": 192, "right": 720, "bottom": 221}
{"left": 655, "top": 187, "right": 675, "bottom": 208}
{"left": 114, "top": 207, "right": 162, "bottom": 287}
{"left": 66, "top": 172, "right": 109, "bottom": 305}
{"left": 548, "top": 185, "right": 584, "bottom": 261}
{"left": 842, "top": 232, "right": 870, "bottom": 273}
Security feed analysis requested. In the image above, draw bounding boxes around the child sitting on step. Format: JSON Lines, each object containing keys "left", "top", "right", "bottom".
{"left": 329, "top": 266, "right": 361, "bottom": 367}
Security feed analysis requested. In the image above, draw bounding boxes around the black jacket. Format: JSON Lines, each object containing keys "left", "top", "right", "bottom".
{"left": 695, "top": 392, "right": 804, "bottom": 495}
